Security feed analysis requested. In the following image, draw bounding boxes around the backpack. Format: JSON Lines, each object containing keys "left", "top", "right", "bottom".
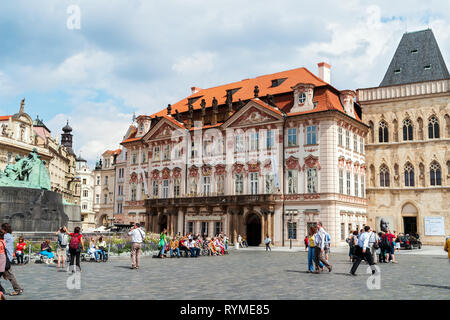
{"left": 325, "top": 232, "right": 331, "bottom": 244}
{"left": 69, "top": 233, "right": 82, "bottom": 250}
{"left": 59, "top": 233, "right": 69, "bottom": 248}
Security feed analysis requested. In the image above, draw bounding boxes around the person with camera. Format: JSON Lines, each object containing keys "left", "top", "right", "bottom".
{"left": 55, "top": 226, "right": 69, "bottom": 269}
{"left": 128, "top": 223, "right": 145, "bottom": 268}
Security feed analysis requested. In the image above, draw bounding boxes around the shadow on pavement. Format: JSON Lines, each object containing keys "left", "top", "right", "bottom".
{"left": 411, "top": 284, "right": 450, "bottom": 290}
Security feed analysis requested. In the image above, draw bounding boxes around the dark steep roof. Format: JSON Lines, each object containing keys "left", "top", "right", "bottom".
{"left": 380, "top": 29, "right": 449, "bottom": 87}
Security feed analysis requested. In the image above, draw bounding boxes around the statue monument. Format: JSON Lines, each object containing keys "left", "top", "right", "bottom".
{"left": 0, "top": 148, "right": 69, "bottom": 232}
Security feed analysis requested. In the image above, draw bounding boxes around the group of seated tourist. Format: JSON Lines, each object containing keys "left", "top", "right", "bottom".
{"left": 87, "top": 236, "right": 107, "bottom": 262}
{"left": 158, "top": 231, "right": 229, "bottom": 258}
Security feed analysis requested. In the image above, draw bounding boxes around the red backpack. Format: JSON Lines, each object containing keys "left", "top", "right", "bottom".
{"left": 69, "top": 233, "right": 82, "bottom": 250}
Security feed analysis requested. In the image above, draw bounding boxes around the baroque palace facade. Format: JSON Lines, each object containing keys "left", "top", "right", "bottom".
{"left": 357, "top": 29, "right": 449, "bottom": 245}
{"left": 101, "top": 63, "right": 368, "bottom": 247}
{"left": 0, "top": 99, "right": 80, "bottom": 205}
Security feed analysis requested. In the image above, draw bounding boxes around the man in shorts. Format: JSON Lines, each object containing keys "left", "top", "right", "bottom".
{"left": 55, "top": 226, "right": 69, "bottom": 269}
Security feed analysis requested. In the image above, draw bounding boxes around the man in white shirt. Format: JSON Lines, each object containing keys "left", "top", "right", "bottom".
{"left": 350, "top": 225, "right": 376, "bottom": 275}
{"left": 128, "top": 223, "right": 145, "bottom": 269}
{"left": 237, "top": 234, "right": 243, "bottom": 248}
{"left": 314, "top": 222, "right": 332, "bottom": 273}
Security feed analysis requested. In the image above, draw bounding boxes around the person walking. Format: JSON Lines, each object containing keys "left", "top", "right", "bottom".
{"left": 350, "top": 226, "right": 377, "bottom": 276}
{"left": 0, "top": 231, "right": 8, "bottom": 300}
{"left": 1, "top": 223, "right": 23, "bottom": 296}
{"left": 314, "top": 222, "right": 332, "bottom": 273}
{"left": 129, "top": 223, "right": 145, "bottom": 268}
{"left": 68, "top": 226, "right": 85, "bottom": 273}
{"left": 264, "top": 234, "right": 272, "bottom": 252}
{"left": 307, "top": 226, "right": 323, "bottom": 272}
{"left": 56, "top": 227, "right": 69, "bottom": 269}
{"left": 237, "top": 234, "right": 243, "bottom": 248}
{"left": 158, "top": 228, "right": 168, "bottom": 259}
{"left": 304, "top": 235, "right": 309, "bottom": 252}
{"left": 368, "top": 228, "right": 378, "bottom": 263}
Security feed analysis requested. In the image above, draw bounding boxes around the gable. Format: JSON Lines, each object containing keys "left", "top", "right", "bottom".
{"left": 143, "top": 117, "right": 185, "bottom": 142}
{"left": 223, "top": 100, "right": 283, "bottom": 128}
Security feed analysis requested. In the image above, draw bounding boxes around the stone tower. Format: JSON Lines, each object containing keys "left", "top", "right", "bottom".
{"left": 61, "top": 120, "right": 75, "bottom": 155}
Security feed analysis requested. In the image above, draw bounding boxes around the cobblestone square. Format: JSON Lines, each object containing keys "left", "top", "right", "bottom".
{"left": 3, "top": 249, "right": 449, "bottom": 300}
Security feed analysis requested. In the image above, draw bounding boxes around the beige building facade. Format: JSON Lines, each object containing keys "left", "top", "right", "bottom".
{"left": 357, "top": 30, "right": 449, "bottom": 245}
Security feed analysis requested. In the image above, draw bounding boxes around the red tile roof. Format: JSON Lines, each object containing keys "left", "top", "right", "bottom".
{"left": 0, "top": 115, "right": 12, "bottom": 121}
{"left": 151, "top": 67, "right": 326, "bottom": 117}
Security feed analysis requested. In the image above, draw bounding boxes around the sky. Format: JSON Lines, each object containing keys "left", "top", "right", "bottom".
{"left": 0, "top": 0, "right": 448, "bottom": 166}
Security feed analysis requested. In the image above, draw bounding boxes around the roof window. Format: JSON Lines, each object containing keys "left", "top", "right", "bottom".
{"left": 410, "top": 49, "right": 418, "bottom": 54}
{"left": 394, "top": 68, "right": 402, "bottom": 74}
{"left": 424, "top": 65, "right": 431, "bottom": 70}
{"left": 271, "top": 78, "right": 287, "bottom": 87}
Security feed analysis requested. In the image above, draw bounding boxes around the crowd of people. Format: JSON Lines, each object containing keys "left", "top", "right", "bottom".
{"left": 346, "top": 228, "right": 400, "bottom": 265}
{"left": 157, "top": 228, "right": 230, "bottom": 260}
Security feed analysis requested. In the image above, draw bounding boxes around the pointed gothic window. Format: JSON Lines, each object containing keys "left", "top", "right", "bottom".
{"left": 404, "top": 163, "right": 415, "bottom": 187}
{"left": 430, "top": 161, "right": 441, "bottom": 186}
{"left": 379, "top": 121, "right": 388, "bottom": 143}
{"left": 379, "top": 165, "right": 390, "bottom": 187}
{"left": 428, "top": 116, "right": 440, "bottom": 139}
{"left": 402, "top": 119, "right": 413, "bottom": 141}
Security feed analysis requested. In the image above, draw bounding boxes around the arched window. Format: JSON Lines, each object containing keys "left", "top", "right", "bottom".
{"left": 379, "top": 165, "right": 390, "bottom": 187}
{"left": 428, "top": 116, "right": 439, "bottom": 139}
{"left": 402, "top": 118, "right": 413, "bottom": 141}
{"left": 404, "top": 163, "right": 414, "bottom": 187}
{"left": 430, "top": 161, "right": 441, "bottom": 186}
{"left": 379, "top": 121, "right": 388, "bottom": 143}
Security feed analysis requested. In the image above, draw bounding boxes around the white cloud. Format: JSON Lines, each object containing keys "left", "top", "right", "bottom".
{"left": 172, "top": 51, "right": 217, "bottom": 75}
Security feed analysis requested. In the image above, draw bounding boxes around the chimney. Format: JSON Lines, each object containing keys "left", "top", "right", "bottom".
{"left": 317, "top": 62, "right": 331, "bottom": 84}
{"left": 191, "top": 87, "right": 202, "bottom": 94}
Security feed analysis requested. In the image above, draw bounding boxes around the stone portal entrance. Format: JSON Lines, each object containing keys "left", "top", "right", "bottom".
{"left": 403, "top": 217, "right": 417, "bottom": 235}
{"left": 246, "top": 213, "right": 261, "bottom": 246}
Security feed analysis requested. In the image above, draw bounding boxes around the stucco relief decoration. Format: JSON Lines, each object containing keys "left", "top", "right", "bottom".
{"left": 263, "top": 159, "right": 272, "bottom": 170}
{"left": 162, "top": 167, "right": 170, "bottom": 179}
{"left": 247, "top": 161, "right": 260, "bottom": 173}
{"left": 286, "top": 156, "right": 300, "bottom": 170}
{"left": 214, "top": 164, "right": 226, "bottom": 176}
{"left": 360, "top": 164, "right": 366, "bottom": 174}
{"left": 151, "top": 169, "right": 160, "bottom": 180}
{"left": 138, "top": 173, "right": 144, "bottom": 183}
{"left": 302, "top": 154, "right": 321, "bottom": 170}
{"left": 201, "top": 165, "right": 212, "bottom": 176}
{"left": 129, "top": 172, "right": 138, "bottom": 184}
{"left": 232, "top": 163, "right": 245, "bottom": 175}
{"left": 345, "top": 159, "right": 352, "bottom": 169}
{"left": 338, "top": 156, "right": 345, "bottom": 167}
{"left": 153, "top": 125, "right": 172, "bottom": 139}
{"left": 188, "top": 166, "right": 199, "bottom": 178}
{"left": 172, "top": 167, "right": 182, "bottom": 179}
{"left": 235, "top": 107, "right": 275, "bottom": 126}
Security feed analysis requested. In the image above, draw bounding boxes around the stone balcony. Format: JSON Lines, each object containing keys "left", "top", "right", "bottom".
{"left": 357, "top": 78, "right": 449, "bottom": 102}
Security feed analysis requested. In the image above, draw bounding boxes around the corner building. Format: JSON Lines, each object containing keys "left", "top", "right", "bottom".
{"left": 357, "top": 29, "right": 450, "bottom": 245}
{"left": 121, "top": 64, "right": 368, "bottom": 246}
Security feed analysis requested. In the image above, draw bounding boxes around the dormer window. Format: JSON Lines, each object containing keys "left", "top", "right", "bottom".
{"left": 290, "top": 83, "right": 314, "bottom": 113}
{"left": 394, "top": 68, "right": 402, "bottom": 74}
{"left": 410, "top": 49, "right": 418, "bottom": 54}
{"left": 298, "top": 93, "right": 306, "bottom": 104}
{"left": 424, "top": 65, "right": 431, "bottom": 70}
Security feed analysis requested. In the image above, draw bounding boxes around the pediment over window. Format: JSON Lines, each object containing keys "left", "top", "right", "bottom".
{"left": 303, "top": 154, "right": 321, "bottom": 170}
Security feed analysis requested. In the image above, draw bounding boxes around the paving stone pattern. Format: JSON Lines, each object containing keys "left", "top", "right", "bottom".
{"left": 3, "top": 250, "right": 449, "bottom": 300}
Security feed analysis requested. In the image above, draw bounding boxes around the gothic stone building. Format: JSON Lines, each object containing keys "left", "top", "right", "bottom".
{"left": 357, "top": 29, "right": 450, "bottom": 245}
{"left": 119, "top": 63, "right": 368, "bottom": 247}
